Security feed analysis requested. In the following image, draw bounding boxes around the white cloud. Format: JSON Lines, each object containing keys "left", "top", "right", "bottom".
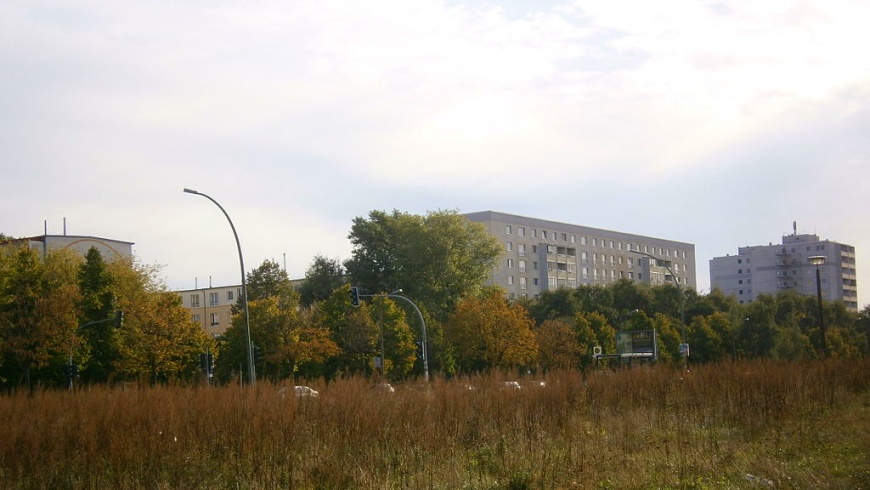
{"left": 1, "top": 0, "right": 869, "bottom": 305}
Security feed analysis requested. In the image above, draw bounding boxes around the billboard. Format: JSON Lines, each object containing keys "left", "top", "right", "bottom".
{"left": 616, "top": 329, "right": 658, "bottom": 360}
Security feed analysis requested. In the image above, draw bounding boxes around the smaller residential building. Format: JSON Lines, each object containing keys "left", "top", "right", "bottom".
{"left": 177, "top": 285, "right": 241, "bottom": 337}
{"left": 709, "top": 230, "right": 858, "bottom": 311}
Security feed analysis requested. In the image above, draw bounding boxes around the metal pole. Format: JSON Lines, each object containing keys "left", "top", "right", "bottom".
{"left": 629, "top": 248, "right": 687, "bottom": 369}
{"left": 360, "top": 290, "right": 430, "bottom": 382}
{"left": 184, "top": 188, "right": 255, "bottom": 385}
{"left": 815, "top": 264, "right": 827, "bottom": 358}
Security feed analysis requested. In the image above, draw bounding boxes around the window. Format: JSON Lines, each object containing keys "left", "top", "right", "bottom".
{"left": 533, "top": 278, "right": 539, "bottom": 286}
{"left": 610, "top": 241, "right": 614, "bottom": 248}
{"left": 547, "top": 245, "right": 556, "bottom": 254}
{"left": 532, "top": 245, "right": 537, "bottom": 254}
{"left": 227, "top": 290, "right": 234, "bottom": 301}
{"left": 581, "top": 251, "right": 588, "bottom": 260}
{"left": 570, "top": 235, "right": 576, "bottom": 243}
{"left": 562, "top": 233, "right": 568, "bottom": 241}
{"left": 532, "top": 229, "right": 537, "bottom": 238}
{"left": 519, "top": 277, "right": 527, "bottom": 289}
{"left": 549, "top": 277, "right": 557, "bottom": 286}
{"left": 592, "top": 238, "right": 597, "bottom": 247}
{"left": 508, "top": 275, "right": 514, "bottom": 285}
{"left": 192, "top": 314, "right": 201, "bottom": 323}
{"left": 533, "top": 261, "right": 538, "bottom": 270}
{"left": 209, "top": 292, "right": 219, "bottom": 306}
{"left": 542, "top": 231, "right": 548, "bottom": 239}
{"left": 582, "top": 267, "right": 589, "bottom": 278}
{"left": 210, "top": 313, "right": 220, "bottom": 326}
{"left": 507, "top": 258, "right": 514, "bottom": 268}
{"left": 581, "top": 236, "right": 587, "bottom": 245}
{"left": 506, "top": 242, "right": 513, "bottom": 252}
{"left": 190, "top": 294, "right": 200, "bottom": 307}
{"left": 519, "top": 260, "right": 526, "bottom": 272}
{"left": 593, "top": 253, "right": 598, "bottom": 263}
{"left": 505, "top": 225, "right": 512, "bottom": 235}
{"left": 518, "top": 227, "right": 525, "bottom": 237}
{"left": 518, "top": 244, "right": 526, "bottom": 256}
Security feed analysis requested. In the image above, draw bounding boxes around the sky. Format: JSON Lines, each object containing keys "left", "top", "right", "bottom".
{"left": 2, "top": 0, "right": 868, "bottom": 307}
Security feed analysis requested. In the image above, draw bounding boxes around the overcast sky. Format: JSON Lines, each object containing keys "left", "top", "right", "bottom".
{"left": 2, "top": 1, "right": 868, "bottom": 306}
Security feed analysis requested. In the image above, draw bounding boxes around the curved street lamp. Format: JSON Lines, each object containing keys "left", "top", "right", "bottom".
{"left": 357, "top": 288, "right": 430, "bottom": 382}
{"left": 184, "top": 188, "right": 255, "bottom": 385}
{"left": 808, "top": 255, "right": 827, "bottom": 357}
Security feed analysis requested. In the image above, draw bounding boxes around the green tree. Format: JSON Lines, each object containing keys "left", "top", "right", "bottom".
{"left": 244, "top": 259, "right": 294, "bottom": 303}
{"left": 313, "top": 285, "right": 380, "bottom": 377}
{"left": 109, "top": 260, "right": 211, "bottom": 384}
{"left": 344, "top": 209, "right": 503, "bottom": 322}
{"left": 77, "top": 247, "right": 117, "bottom": 383}
{"left": 0, "top": 246, "right": 79, "bottom": 388}
{"left": 299, "top": 255, "right": 346, "bottom": 307}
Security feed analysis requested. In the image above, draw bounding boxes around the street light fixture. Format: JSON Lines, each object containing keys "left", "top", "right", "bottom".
{"left": 184, "top": 188, "right": 255, "bottom": 385}
{"left": 629, "top": 247, "right": 688, "bottom": 368}
{"left": 357, "top": 288, "right": 430, "bottom": 382}
{"left": 808, "top": 255, "right": 827, "bottom": 358}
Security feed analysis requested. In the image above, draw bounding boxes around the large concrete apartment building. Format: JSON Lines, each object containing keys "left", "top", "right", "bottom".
{"left": 709, "top": 229, "right": 858, "bottom": 311}
{"left": 464, "top": 211, "right": 697, "bottom": 299}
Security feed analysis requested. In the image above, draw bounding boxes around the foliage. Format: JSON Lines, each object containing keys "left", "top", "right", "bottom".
{"left": 445, "top": 288, "right": 538, "bottom": 372}
{"left": 0, "top": 246, "right": 79, "bottom": 388}
{"left": 298, "top": 255, "right": 346, "bottom": 307}
{"left": 344, "top": 209, "right": 503, "bottom": 322}
{"left": 76, "top": 247, "right": 117, "bottom": 383}
{"left": 535, "top": 319, "right": 581, "bottom": 370}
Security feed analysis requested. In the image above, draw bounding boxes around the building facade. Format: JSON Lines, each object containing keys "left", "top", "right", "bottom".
{"left": 709, "top": 231, "right": 858, "bottom": 311}
{"left": 177, "top": 285, "right": 241, "bottom": 337}
{"left": 464, "top": 211, "right": 697, "bottom": 299}
{"left": 14, "top": 234, "right": 134, "bottom": 261}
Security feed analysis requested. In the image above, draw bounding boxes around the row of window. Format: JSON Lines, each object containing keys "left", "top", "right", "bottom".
{"left": 505, "top": 269, "right": 649, "bottom": 288}
{"left": 192, "top": 313, "right": 222, "bottom": 326}
{"left": 503, "top": 225, "right": 688, "bottom": 259}
{"left": 188, "top": 289, "right": 237, "bottom": 308}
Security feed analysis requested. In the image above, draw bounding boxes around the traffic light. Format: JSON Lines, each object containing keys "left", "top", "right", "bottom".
{"left": 252, "top": 344, "right": 262, "bottom": 365}
{"left": 414, "top": 341, "right": 423, "bottom": 358}
{"left": 114, "top": 310, "right": 124, "bottom": 328}
{"left": 350, "top": 286, "right": 360, "bottom": 307}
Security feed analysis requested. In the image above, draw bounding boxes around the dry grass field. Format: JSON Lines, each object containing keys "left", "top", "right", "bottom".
{"left": 0, "top": 359, "right": 868, "bottom": 489}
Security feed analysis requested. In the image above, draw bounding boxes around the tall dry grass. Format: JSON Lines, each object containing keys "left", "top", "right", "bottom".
{"left": 0, "top": 359, "right": 867, "bottom": 489}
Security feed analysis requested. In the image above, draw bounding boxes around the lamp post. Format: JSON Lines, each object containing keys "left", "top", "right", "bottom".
{"left": 808, "top": 255, "right": 827, "bottom": 358}
{"left": 629, "top": 247, "right": 688, "bottom": 368}
{"left": 357, "top": 288, "right": 429, "bottom": 382}
{"left": 184, "top": 188, "right": 255, "bottom": 385}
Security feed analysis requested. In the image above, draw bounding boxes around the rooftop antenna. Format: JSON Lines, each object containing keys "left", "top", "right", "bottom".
{"left": 793, "top": 221, "right": 797, "bottom": 236}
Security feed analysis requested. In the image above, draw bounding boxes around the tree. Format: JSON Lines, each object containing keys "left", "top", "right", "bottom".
{"left": 244, "top": 259, "right": 294, "bottom": 303}
{"left": 344, "top": 209, "right": 503, "bottom": 322}
{"left": 0, "top": 246, "right": 79, "bottom": 388}
{"left": 109, "top": 259, "right": 211, "bottom": 384}
{"left": 313, "top": 284, "right": 379, "bottom": 377}
{"left": 536, "top": 319, "right": 581, "bottom": 370}
{"left": 299, "top": 255, "right": 346, "bottom": 307}
{"left": 445, "top": 288, "right": 538, "bottom": 372}
{"left": 77, "top": 247, "right": 117, "bottom": 383}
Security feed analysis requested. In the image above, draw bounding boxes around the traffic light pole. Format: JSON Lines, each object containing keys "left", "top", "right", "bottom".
{"left": 351, "top": 288, "right": 429, "bottom": 382}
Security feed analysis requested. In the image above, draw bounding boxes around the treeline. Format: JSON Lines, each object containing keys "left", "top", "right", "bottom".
{"left": 2, "top": 211, "right": 868, "bottom": 389}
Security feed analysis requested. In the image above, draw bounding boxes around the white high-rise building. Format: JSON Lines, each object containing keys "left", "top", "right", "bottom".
{"left": 709, "top": 229, "right": 858, "bottom": 311}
